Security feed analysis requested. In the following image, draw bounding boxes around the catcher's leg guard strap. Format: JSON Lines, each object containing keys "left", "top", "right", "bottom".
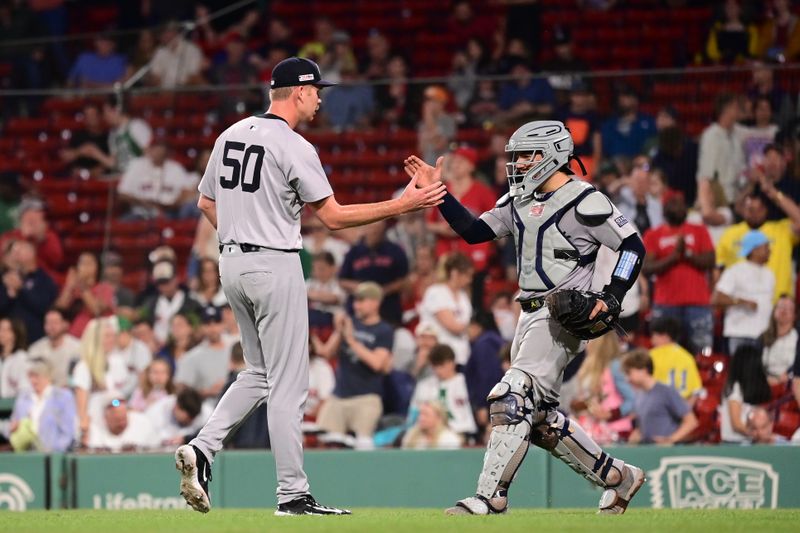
{"left": 475, "top": 369, "right": 542, "bottom": 507}
{"left": 534, "top": 410, "right": 624, "bottom": 488}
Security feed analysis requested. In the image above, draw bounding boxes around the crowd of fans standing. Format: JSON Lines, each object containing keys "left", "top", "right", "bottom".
{"left": 2, "top": 1, "right": 800, "bottom": 452}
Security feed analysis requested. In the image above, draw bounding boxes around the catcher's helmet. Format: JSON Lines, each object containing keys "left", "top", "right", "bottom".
{"left": 505, "top": 120, "right": 574, "bottom": 198}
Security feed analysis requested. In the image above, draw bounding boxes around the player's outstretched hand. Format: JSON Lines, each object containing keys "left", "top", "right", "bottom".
{"left": 403, "top": 155, "right": 443, "bottom": 188}
{"left": 399, "top": 173, "right": 447, "bottom": 213}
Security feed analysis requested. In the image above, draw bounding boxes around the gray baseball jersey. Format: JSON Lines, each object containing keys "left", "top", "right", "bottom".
{"left": 480, "top": 180, "right": 635, "bottom": 299}
{"left": 198, "top": 114, "right": 333, "bottom": 250}
{"left": 479, "top": 180, "right": 636, "bottom": 402}
{"left": 191, "top": 113, "right": 330, "bottom": 505}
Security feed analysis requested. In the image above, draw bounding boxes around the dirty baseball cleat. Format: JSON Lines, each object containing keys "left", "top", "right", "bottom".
{"left": 598, "top": 464, "right": 646, "bottom": 515}
{"left": 275, "top": 494, "right": 352, "bottom": 516}
{"left": 445, "top": 494, "right": 508, "bottom": 516}
{"left": 175, "top": 444, "right": 211, "bottom": 513}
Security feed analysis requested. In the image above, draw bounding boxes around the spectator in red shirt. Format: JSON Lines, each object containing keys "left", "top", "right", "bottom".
{"left": 0, "top": 198, "right": 63, "bottom": 281}
{"left": 54, "top": 252, "right": 115, "bottom": 338}
{"left": 446, "top": 1, "right": 494, "bottom": 47}
{"left": 401, "top": 243, "right": 437, "bottom": 324}
{"left": 426, "top": 147, "right": 496, "bottom": 306}
{"left": 642, "top": 190, "right": 716, "bottom": 353}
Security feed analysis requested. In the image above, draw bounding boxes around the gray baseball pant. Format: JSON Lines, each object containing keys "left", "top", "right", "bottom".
{"left": 510, "top": 305, "right": 586, "bottom": 404}
{"left": 191, "top": 246, "right": 310, "bottom": 504}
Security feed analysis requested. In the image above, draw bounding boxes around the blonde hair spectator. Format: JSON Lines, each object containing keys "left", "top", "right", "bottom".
{"left": 401, "top": 401, "right": 462, "bottom": 450}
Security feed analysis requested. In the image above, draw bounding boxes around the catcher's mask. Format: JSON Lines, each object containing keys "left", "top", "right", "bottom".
{"left": 505, "top": 120, "right": 585, "bottom": 198}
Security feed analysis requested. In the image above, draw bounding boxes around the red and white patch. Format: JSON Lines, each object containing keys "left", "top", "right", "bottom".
{"left": 529, "top": 203, "right": 546, "bottom": 218}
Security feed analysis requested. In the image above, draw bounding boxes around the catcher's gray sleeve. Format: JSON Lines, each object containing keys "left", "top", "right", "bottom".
{"left": 585, "top": 197, "right": 637, "bottom": 251}
{"left": 577, "top": 192, "right": 643, "bottom": 303}
{"left": 479, "top": 194, "right": 513, "bottom": 239}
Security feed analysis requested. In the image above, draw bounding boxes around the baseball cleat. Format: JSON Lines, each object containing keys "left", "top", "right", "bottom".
{"left": 597, "top": 464, "right": 646, "bottom": 515}
{"left": 274, "top": 494, "right": 352, "bottom": 516}
{"left": 445, "top": 495, "right": 507, "bottom": 516}
{"left": 175, "top": 444, "right": 211, "bottom": 513}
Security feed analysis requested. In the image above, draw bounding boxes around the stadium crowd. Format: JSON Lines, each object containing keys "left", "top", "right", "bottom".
{"left": 2, "top": 0, "right": 800, "bottom": 453}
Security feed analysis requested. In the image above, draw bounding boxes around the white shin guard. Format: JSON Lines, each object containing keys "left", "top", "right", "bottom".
{"left": 543, "top": 410, "right": 624, "bottom": 488}
{"left": 474, "top": 369, "right": 541, "bottom": 510}
{"left": 475, "top": 419, "right": 531, "bottom": 507}
{"left": 468, "top": 369, "right": 625, "bottom": 514}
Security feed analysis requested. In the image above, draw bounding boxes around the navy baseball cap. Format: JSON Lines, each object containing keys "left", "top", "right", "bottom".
{"left": 270, "top": 57, "right": 336, "bottom": 89}
{"left": 202, "top": 306, "right": 223, "bottom": 324}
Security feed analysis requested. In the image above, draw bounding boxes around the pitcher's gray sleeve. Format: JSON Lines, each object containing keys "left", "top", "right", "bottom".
{"left": 198, "top": 137, "right": 223, "bottom": 200}
{"left": 288, "top": 139, "right": 333, "bottom": 203}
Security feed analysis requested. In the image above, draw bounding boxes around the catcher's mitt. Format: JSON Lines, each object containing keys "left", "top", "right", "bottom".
{"left": 546, "top": 289, "right": 622, "bottom": 340}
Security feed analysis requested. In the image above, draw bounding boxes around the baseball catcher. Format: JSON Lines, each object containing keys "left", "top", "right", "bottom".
{"left": 404, "top": 120, "right": 646, "bottom": 515}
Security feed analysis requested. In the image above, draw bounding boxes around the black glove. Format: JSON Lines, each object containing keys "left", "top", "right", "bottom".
{"left": 545, "top": 289, "right": 622, "bottom": 340}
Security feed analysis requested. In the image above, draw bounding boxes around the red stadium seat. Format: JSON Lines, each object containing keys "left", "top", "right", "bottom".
{"left": 109, "top": 220, "right": 160, "bottom": 236}
{"left": 773, "top": 409, "right": 800, "bottom": 439}
{"left": 5, "top": 117, "right": 50, "bottom": 135}
{"left": 41, "top": 98, "right": 88, "bottom": 115}
{"left": 122, "top": 271, "right": 149, "bottom": 293}
{"left": 692, "top": 393, "right": 722, "bottom": 443}
{"left": 63, "top": 236, "right": 105, "bottom": 254}
{"left": 113, "top": 235, "right": 161, "bottom": 254}
{"left": 128, "top": 94, "right": 176, "bottom": 115}
{"left": 52, "top": 117, "right": 84, "bottom": 134}
{"left": 771, "top": 382, "right": 790, "bottom": 401}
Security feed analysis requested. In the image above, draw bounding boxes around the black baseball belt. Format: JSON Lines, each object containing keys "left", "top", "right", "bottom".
{"left": 219, "top": 243, "right": 300, "bottom": 254}
{"left": 519, "top": 296, "right": 547, "bottom": 313}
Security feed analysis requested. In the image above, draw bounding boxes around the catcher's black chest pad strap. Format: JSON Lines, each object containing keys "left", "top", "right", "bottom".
{"left": 554, "top": 248, "right": 598, "bottom": 266}
{"left": 575, "top": 191, "right": 613, "bottom": 226}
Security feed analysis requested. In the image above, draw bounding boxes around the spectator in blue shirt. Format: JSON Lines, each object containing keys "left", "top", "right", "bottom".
{"left": 600, "top": 87, "right": 656, "bottom": 159}
{"left": 314, "top": 282, "right": 394, "bottom": 448}
{"left": 0, "top": 239, "right": 57, "bottom": 343}
{"left": 622, "top": 349, "right": 698, "bottom": 444}
{"left": 321, "top": 63, "right": 375, "bottom": 130}
{"left": 10, "top": 358, "right": 76, "bottom": 452}
{"left": 465, "top": 311, "right": 505, "bottom": 431}
{"left": 68, "top": 33, "right": 128, "bottom": 88}
{"left": 498, "top": 59, "right": 555, "bottom": 120}
{"left": 339, "top": 221, "right": 409, "bottom": 325}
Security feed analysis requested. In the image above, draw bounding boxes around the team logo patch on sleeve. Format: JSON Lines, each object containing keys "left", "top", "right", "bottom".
{"left": 615, "top": 215, "right": 629, "bottom": 228}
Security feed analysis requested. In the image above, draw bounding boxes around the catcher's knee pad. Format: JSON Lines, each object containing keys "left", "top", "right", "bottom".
{"left": 536, "top": 410, "right": 624, "bottom": 488}
{"left": 487, "top": 368, "right": 538, "bottom": 428}
{"left": 475, "top": 369, "right": 544, "bottom": 505}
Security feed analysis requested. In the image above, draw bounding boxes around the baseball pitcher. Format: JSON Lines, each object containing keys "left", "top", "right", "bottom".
{"left": 174, "top": 57, "right": 446, "bottom": 516}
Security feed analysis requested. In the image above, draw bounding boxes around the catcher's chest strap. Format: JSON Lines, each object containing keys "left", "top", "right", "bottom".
{"left": 553, "top": 248, "right": 598, "bottom": 267}
{"left": 519, "top": 296, "right": 546, "bottom": 313}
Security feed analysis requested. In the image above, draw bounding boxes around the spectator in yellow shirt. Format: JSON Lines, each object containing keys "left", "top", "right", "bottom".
{"left": 716, "top": 190, "right": 800, "bottom": 301}
{"left": 649, "top": 317, "right": 703, "bottom": 407}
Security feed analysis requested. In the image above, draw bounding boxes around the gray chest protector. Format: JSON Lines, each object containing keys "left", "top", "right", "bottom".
{"left": 510, "top": 180, "right": 602, "bottom": 292}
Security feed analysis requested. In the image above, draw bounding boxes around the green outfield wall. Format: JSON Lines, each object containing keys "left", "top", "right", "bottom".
{"left": 0, "top": 446, "right": 797, "bottom": 511}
